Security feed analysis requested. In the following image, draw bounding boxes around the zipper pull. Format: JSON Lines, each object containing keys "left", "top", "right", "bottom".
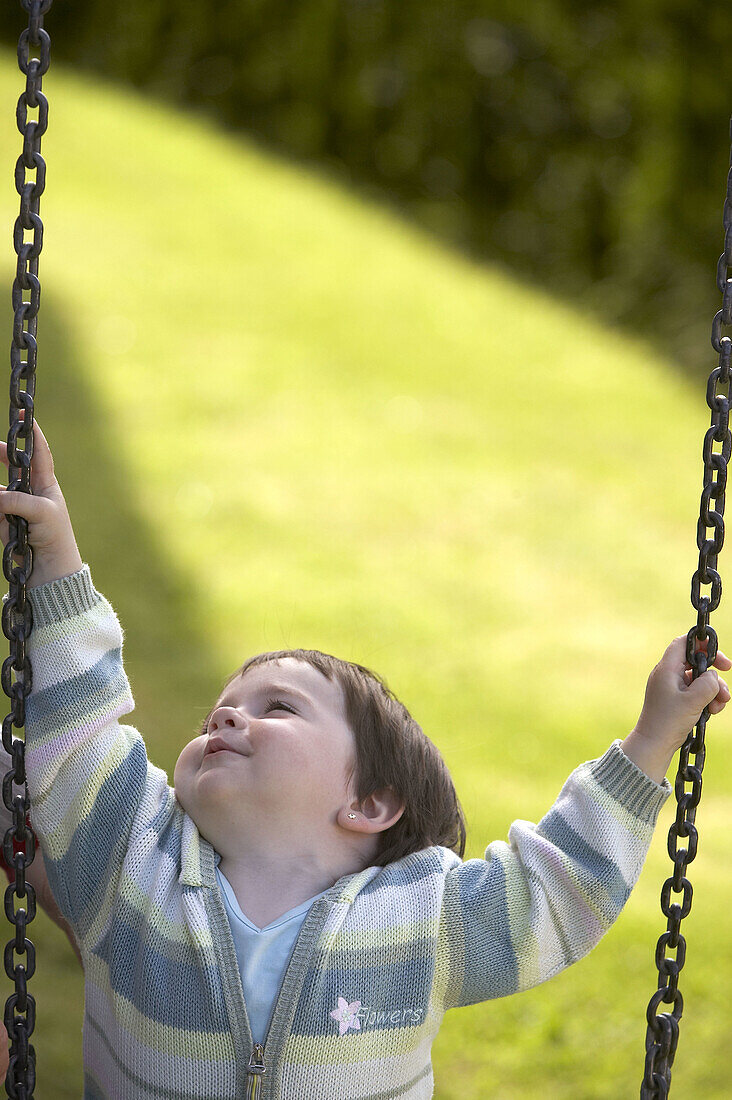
{"left": 246, "top": 1043, "right": 266, "bottom": 1099}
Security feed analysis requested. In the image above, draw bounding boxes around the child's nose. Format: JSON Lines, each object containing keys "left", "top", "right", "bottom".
{"left": 208, "top": 707, "right": 245, "bottom": 733}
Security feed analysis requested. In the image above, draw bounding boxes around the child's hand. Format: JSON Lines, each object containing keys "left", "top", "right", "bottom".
{"left": 638, "top": 634, "right": 731, "bottom": 746}
{"left": 622, "top": 635, "right": 732, "bottom": 783}
{"left": 0, "top": 418, "right": 82, "bottom": 588}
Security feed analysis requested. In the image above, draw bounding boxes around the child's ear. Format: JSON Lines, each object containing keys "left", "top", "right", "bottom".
{"left": 339, "top": 788, "right": 404, "bottom": 835}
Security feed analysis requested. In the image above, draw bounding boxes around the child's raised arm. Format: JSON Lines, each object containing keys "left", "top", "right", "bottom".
{"left": 0, "top": 422, "right": 173, "bottom": 956}
{"left": 440, "top": 637, "right": 730, "bottom": 1009}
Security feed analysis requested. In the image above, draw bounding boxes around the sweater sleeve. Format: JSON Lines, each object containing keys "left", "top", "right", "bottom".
{"left": 441, "top": 741, "right": 670, "bottom": 1007}
{"left": 20, "top": 566, "right": 173, "bottom": 951}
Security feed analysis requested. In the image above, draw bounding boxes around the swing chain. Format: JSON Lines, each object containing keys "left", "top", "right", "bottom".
{"left": 2, "top": 2, "right": 53, "bottom": 1096}
{"left": 639, "top": 118, "right": 732, "bottom": 1099}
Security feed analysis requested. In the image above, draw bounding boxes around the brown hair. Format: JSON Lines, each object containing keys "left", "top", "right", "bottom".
{"left": 203, "top": 648, "right": 466, "bottom": 867}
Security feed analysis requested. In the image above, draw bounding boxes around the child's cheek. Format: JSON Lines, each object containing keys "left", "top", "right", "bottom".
{"left": 173, "top": 739, "right": 204, "bottom": 797}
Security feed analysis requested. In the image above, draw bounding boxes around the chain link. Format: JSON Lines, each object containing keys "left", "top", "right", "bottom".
{"left": 639, "top": 117, "right": 732, "bottom": 1098}
{"left": 2, "top": 3, "right": 53, "bottom": 1096}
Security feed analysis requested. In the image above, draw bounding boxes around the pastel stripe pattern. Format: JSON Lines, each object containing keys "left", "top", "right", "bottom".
{"left": 11, "top": 566, "right": 670, "bottom": 1099}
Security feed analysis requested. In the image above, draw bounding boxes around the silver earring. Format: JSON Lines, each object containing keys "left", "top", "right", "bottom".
{"left": 347, "top": 813, "right": 357, "bottom": 820}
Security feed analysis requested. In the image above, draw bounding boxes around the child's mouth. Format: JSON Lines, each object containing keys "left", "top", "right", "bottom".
{"left": 204, "top": 736, "right": 250, "bottom": 758}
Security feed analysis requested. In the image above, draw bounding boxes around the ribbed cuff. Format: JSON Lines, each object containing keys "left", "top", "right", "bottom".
{"left": 27, "top": 565, "right": 101, "bottom": 627}
{"left": 591, "top": 739, "right": 671, "bottom": 825}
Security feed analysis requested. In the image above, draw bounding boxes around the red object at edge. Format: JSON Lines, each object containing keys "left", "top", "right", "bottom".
{"left": 0, "top": 815, "right": 36, "bottom": 883}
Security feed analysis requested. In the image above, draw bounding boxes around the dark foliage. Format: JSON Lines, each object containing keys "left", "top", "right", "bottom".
{"left": 3, "top": 1, "right": 729, "bottom": 372}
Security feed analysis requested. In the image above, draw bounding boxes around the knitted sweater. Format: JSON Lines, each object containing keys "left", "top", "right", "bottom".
{"left": 23, "top": 567, "right": 670, "bottom": 1100}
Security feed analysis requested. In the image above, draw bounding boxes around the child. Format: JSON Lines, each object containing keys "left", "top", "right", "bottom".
{"left": 0, "top": 418, "right": 728, "bottom": 1100}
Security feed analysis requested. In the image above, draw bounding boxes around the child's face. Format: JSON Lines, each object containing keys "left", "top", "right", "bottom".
{"left": 174, "top": 657, "right": 358, "bottom": 847}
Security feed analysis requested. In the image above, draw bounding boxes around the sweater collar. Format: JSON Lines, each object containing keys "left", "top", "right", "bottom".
{"left": 178, "top": 812, "right": 209, "bottom": 887}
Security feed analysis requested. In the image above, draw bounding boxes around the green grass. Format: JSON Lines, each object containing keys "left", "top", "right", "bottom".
{"left": 1, "top": 49, "right": 731, "bottom": 1098}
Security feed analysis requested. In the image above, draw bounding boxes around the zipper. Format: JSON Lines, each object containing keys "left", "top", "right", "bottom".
{"left": 246, "top": 1043, "right": 266, "bottom": 1099}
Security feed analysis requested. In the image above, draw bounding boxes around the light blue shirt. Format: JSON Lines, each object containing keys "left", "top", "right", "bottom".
{"left": 215, "top": 864, "right": 327, "bottom": 1044}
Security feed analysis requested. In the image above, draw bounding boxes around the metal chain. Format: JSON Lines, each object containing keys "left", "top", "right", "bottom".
{"left": 640, "top": 117, "right": 732, "bottom": 1099}
{"left": 2, "top": 3, "right": 53, "bottom": 1097}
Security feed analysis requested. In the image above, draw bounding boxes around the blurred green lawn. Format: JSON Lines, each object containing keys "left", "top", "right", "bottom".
{"left": 1, "top": 51, "right": 731, "bottom": 1098}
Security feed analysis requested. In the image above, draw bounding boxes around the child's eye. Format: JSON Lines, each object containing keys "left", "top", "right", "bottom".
{"left": 264, "top": 697, "right": 296, "bottom": 714}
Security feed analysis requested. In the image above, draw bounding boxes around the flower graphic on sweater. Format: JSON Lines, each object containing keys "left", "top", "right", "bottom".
{"left": 330, "top": 997, "right": 362, "bottom": 1036}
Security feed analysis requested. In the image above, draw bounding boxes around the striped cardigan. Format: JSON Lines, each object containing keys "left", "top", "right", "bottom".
{"left": 22, "top": 567, "right": 669, "bottom": 1099}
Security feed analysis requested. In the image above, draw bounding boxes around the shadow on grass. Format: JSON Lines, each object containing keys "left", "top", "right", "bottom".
{"left": 2, "top": 284, "right": 224, "bottom": 1096}
{"left": 34, "top": 294, "right": 224, "bottom": 767}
